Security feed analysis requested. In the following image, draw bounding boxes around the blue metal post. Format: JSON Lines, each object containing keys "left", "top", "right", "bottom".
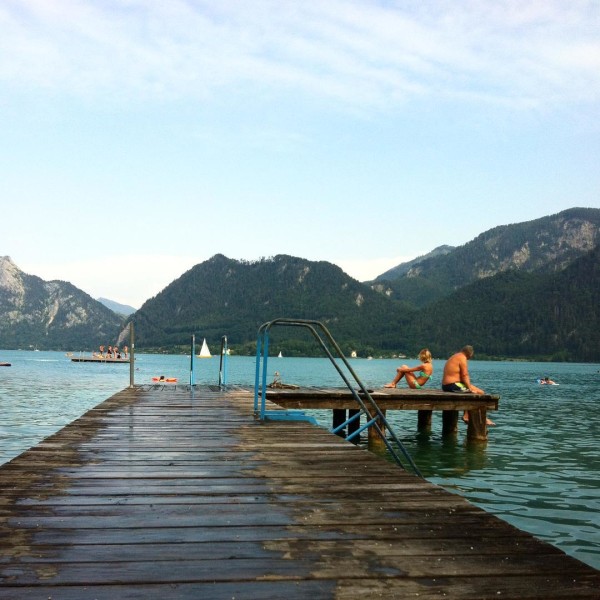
{"left": 190, "top": 334, "right": 195, "bottom": 386}
{"left": 219, "top": 336, "right": 229, "bottom": 386}
{"left": 260, "top": 331, "right": 270, "bottom": 420}
{"left": 223, "top": 338, "right": 228, "bottom": 385}
{"left": 254, "top": 332, "right": 263, "bottom": 412}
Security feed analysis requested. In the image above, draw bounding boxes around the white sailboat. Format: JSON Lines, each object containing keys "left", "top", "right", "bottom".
{"left": 278, "top": 351, "right": 283, "bottom": 358}
{"left": 197, "top": 338, "right": 212, "bottom": 358}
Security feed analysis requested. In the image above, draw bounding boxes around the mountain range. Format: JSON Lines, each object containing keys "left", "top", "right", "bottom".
{"left": 1, "top": 207, "right": 599, "bottom": 360}
{"left": 0, "top": 256, "right": 123, "bottom": 351}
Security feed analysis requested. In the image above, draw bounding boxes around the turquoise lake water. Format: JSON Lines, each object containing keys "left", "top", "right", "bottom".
{"left": 1, "top": 349, "right": 599, "bottom": 570}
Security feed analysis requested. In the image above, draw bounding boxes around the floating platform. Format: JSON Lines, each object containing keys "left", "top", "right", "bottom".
{"left": 70, "top": 356, "right": 130, "bottom": 363}
{"left": 0, "top": 384, "right": 598, "bottom": 599}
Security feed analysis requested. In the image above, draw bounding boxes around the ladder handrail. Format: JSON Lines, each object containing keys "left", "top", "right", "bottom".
{"left": 254, "top": 318, "right": 422, "bottom": 477}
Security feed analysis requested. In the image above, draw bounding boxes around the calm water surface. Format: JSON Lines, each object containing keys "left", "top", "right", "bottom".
{"left": 1, "top": 350, "right": 599, "bottom": 570}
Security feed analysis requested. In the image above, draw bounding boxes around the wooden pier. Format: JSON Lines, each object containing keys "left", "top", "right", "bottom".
{"left": 1, "top": 385, "right": 599, "bottom": 599}
{"left": 265, "top": 386, "right": 499, "bottom": 443}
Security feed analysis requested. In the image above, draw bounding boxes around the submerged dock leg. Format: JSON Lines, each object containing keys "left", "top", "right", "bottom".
{"left": 332, "top": 409, "right": 346, "bottom": 437}
{"left": 442, "top": 410, "right": 459, "bottom": 435}
{"left": 417, "top": 409, "right": 432, "bottom": 432}
{"left": 466, "top": 409, "right": 488, "bottom": 441}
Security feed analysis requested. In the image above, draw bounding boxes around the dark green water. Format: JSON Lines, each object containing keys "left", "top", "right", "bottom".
{"left": 1, "top": 351, "right": 599, "bottom": 569}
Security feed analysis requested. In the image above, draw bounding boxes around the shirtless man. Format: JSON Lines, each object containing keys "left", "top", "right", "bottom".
{"left": 442, "top": 345, "right": 494, "bottom": 425}
{"left": 441, "top": 345, "right": 484, "bottom": 394}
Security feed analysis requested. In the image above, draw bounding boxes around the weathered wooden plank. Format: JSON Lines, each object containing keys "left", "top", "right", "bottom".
{"left": 2, "top": 553, "right": 598, "bottom": 586}
{"left": 4, "top": 536, "right": 562, "bottom": 563}
{"left": 1, "top": 576, "right": 598, "bottom": 600}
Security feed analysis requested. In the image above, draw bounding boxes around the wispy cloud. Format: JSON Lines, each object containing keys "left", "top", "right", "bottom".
{"left": 1, "top": 0, "right": 598, "bottom": 110}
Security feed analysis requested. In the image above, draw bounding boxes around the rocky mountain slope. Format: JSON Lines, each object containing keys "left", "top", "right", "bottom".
{"left": 372, "top": 207, "right": 600, "bottom": 307}
{"left": 0, "top": 257, "right": 124, "bottom": 350}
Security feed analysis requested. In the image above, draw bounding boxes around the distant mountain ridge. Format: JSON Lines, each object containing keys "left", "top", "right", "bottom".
{"left": 0, "top": 256, "right": 123, "bottom": 351}
{"left": 371, "top": 207, "right": 600, "bottom": 307}
{"left": 2, "top": 207, "right": 599, "bottom": 360}
{"left": 373, "top": 245, "right": 455, "bottom": 282}
{"left": 97, "top": 297, "right": 137, "bottom": 316}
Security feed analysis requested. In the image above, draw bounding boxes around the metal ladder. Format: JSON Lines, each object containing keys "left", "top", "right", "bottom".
{"left": 254, "top": 318, "right": 422, "bottom": 476}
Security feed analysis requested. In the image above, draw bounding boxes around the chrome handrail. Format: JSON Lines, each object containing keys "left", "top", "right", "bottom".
{"left": 254, "top": 318, "right": 422, "bottom": 477}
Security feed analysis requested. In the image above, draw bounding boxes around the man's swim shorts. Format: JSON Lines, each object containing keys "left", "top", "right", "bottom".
{"left": 442, "top": 382, "right": 470, "bottom": 392}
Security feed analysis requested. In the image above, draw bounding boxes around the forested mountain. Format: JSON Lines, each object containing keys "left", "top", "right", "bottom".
{"left": 0, "top": 257, "right": 124, "bottom": 350}
{"left": 407, "top": 244, "right": 600, "bottom": 361}
{"left": 373, "top": 208, "right": 600, "bottom": 308}
{"left": 129, "top": 254, "right": 408, "bottom": 356}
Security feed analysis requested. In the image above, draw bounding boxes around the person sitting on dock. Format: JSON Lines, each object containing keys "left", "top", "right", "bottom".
{"left": 441, "top": 345, "right": 494, "bottom": 425}
{"left": 384, "top": 348, "right": 433, "bottom": 389}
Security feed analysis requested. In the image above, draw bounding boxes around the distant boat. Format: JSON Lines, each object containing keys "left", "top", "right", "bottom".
{"left": 278, "top": 351, "right": 283, "bottom": 358}
{"left": 0, "top": 362, "right": 11, "bottom": 367}
{"left": 197, "top": 338, "right": 212, "bottom": 358}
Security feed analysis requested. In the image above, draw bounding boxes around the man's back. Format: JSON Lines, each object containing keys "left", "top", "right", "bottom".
{"left": 442, "top": 351, "right": 467, "bottom": 385}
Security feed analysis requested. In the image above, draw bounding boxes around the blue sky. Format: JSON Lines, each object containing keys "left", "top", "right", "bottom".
{"left": 2, "top": 0, "right": 599, "bottom": 307}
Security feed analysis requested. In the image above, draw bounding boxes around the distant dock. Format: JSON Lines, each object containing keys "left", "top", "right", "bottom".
{"left": 70, "top": 356, "right": 130, "bottom": 363}
{"left": 1, "top": 385, "right": 599, "bottom": 599}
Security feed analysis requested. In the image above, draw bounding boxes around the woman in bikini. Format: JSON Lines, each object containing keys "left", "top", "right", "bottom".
{"left": 384, "top": 348, "right": 433, "bottom": 389}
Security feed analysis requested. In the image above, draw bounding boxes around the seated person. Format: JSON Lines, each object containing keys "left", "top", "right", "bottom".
{"left": 384, "top": 348, "right": 433, "bottom": 389}
{"left": 442, "top": 345, "right": 494, "bottom": 425}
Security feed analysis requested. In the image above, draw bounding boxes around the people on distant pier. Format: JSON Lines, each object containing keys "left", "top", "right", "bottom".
{"left": 441, "top": 345, "right": 494, "bottom": 425}
{"left": 123, "top": 346, "right": 129, "bottom": 359}
{"left": 384, "top": 348, "right": 433, "bottom": 389}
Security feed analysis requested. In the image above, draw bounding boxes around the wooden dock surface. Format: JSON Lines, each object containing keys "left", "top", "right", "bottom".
{"left": 1, "top": 385, "right": 599, "bottom": 599}
{"left": 265, "top": 385, "right": 499, "bottom": 410}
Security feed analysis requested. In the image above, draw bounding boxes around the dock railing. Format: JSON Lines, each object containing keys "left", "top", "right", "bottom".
{"left": 254, "top": 318, "right": 422, "bottom": 476}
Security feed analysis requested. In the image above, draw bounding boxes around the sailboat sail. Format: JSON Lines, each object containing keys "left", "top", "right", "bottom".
{"left": 197, "top": 338, "right": 212, "bottom": 358}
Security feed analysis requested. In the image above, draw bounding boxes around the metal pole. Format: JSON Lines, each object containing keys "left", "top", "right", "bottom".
{"left": 190, "top": 334, "right": 196, "bottom": 386}
{"left": 129, "top": 322, "right": 135, "bottom": 388}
